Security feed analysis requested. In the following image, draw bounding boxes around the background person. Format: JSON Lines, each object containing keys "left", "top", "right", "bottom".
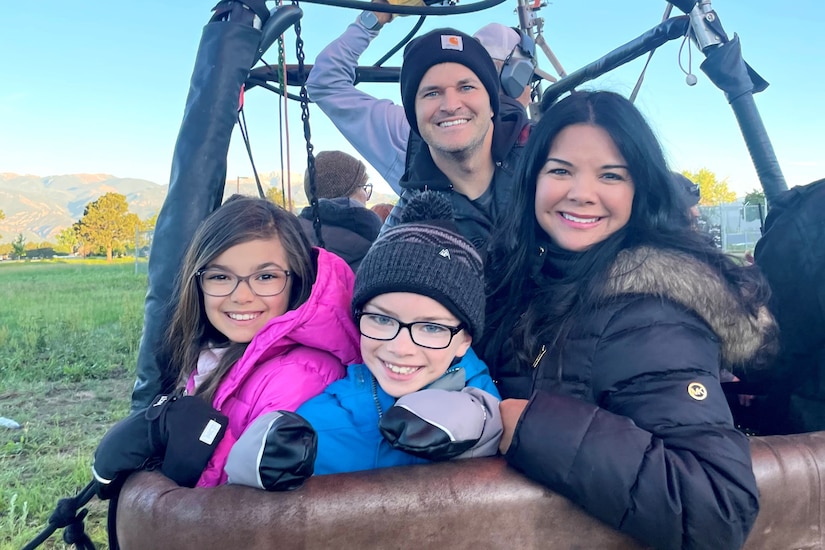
{"left": 370, "top": 202, "right": 394, "bottom": 222}
{"left": 752, "top": 179, "right": 825, "bottom": 434}
{"left": 482, "top": 91, "right": 776, "bottom": 550}
{"left": 472, "top": 22, "right": 535, "bottom": 107}
{"left": 297, "top": 150, "right": 383, "bottom": 272}
{"left": 672, "top": 171, "right": 701, "bottom": 225}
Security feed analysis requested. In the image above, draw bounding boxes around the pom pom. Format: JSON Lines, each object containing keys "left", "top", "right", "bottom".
{"left": 399, "top": 191, "right": 454, "bottom": 224}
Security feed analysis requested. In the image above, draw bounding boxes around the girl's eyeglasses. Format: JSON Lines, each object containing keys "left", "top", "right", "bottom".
{"left": 196, "top": 268, "right": 291, "bottom": 297}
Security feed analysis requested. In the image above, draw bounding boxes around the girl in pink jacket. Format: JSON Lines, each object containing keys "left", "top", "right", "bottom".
{"left": 165, "top": 195, "right": 361, "bottom": 486}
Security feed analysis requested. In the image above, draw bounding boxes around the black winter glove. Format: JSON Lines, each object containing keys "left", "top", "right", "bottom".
{"left": 92, "top": 392, "right": 228, "bottom": 499}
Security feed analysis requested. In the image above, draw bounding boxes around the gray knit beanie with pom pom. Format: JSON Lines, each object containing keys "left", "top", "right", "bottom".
{"left": 352, "top": 191, "right": 485, "bottom": 337}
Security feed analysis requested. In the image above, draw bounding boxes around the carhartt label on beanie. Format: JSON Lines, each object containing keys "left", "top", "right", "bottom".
{"left": 400, "top": 28, "right": 500, "bottom": 136}
{"left": 441, "top": 34, "right": 464, "bottom": 51}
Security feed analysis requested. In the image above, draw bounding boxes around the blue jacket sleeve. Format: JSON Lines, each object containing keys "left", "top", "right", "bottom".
{"left": 505, "top": 298, "right": 759, "bottom": 550}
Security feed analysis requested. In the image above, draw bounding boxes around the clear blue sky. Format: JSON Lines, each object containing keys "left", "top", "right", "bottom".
{"left": 2, "top": 1, "right": 823, "bottom": 197}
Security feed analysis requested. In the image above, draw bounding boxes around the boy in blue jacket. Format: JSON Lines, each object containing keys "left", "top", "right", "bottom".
{"left": 299, "top": 191, "right": 501, "bottom": 475}
{"left": 223, "top": 192, "right": 502, "bottom": 486}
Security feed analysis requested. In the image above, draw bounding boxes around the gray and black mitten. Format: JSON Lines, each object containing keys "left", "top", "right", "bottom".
{"left": 224, "top": 410, "right": 316, "bottom": 491}
{"left": 379, "top": 387, "right": 502, "bottom": 461}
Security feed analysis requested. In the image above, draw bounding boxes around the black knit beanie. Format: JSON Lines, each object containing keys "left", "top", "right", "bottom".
{"left": 672, "top": 171, "right": 701, "bottom": 206}
{"left": 352, "top": 191, "right": 485, "bottom": 338}
{"left": 400, "top": 28, "right": 500, "bottom": 136}
{"left": 304, "top": 150, "right": 367, "bottom": 200}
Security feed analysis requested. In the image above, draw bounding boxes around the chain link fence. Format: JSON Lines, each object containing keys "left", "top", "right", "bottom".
{"left": 697, "top": 203, "right": 765, "bottom": 254}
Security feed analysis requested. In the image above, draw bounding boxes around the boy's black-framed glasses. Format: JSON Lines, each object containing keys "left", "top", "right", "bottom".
{"left": 196, "top": 268, "right": 291, "bottom": 297}
{"left": 355, "top": 312, "right": 465, "bottom": 350}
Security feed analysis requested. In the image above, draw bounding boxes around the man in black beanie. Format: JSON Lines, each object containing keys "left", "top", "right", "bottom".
{"left": 381, "top": 27, "right": 531, "bottom": 252}
{"left": 306, "top": 5, "right": 534, "bottom": 196}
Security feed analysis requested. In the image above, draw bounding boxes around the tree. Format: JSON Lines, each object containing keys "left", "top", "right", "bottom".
{"left": 0, "top": 209, "right": 4, "bottom": 240}
{"left": 743, "top": 188, "right": 766, "bottom": 206}
{"left": 682, "top": 168, "right": 737, "bottom": 206}
{"left": 72, "top": 220, "right": 90, "bottom": 258}
{"left": 76, "top": 192, "right": 136, "bottom": 261}
{"left": 11, "top": 233, "right": 26, "bottom": 260}
{"left": 141, "top": 213, "right": 158, "bottom": 232}
{"left": 56, "top": 226, "right": 79, "bottom": 255}
{"left": 265, "top": 185, "right": 287, "bottom": 208}
{"left": 26, "top": 240, "right": 55, "bottom": 250}
{"left": 743, "top": 188, "right": 767, "bottom": 222}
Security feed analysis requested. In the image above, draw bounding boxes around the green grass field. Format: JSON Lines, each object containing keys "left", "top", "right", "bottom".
{"left": 0, "top": 259, "right": 146, "bottom": 550}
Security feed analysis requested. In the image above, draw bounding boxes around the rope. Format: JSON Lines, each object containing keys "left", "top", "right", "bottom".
{"left": 373, "top": 16, "right": 426, "bottom": 67}
{"left": 629, "top": 3, "right": 674, "bottom": 103}
{"left": 21, "top": 481, "right": 97, "bottom": 550}
{"left": 236, "top": 108, "right": 267, "bottom": 198}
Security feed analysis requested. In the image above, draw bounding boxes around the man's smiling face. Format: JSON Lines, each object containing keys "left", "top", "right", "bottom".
{"left": 414, "top": 62, "right": 494, "bottom": 159}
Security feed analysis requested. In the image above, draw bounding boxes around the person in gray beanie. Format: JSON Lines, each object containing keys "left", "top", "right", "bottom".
{"left": 297, "top": 150, "right": 382, "bottom": 272}
{"left": 304, "top": 150, "right": 369, "bottom": 200}
{"left": 292, "top": 191, "right": 503, "bottom": 475}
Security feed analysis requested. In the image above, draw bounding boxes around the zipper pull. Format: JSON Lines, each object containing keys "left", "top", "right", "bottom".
{"left": 532, "top": 345, "right": 546, "bottom": 368}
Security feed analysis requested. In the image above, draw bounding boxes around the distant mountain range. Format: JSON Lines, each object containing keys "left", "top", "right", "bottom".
{"left": 0, "top": 173, "right": 167, "bottom": 244}
{"left": 0, "top": 172, "right": 397, "bottom": 244}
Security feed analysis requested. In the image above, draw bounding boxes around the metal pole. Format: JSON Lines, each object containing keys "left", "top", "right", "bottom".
{"left": 135, "top": 223, "right": 140, "bottom": 275}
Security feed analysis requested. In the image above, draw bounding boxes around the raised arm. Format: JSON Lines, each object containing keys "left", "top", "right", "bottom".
{"left": 305, "top": 6, "right": 409, "bottom": 192}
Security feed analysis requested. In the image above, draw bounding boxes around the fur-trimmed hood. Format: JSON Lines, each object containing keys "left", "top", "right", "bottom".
{"left": 604, "top": 246, "right": 775, "bottom": 367}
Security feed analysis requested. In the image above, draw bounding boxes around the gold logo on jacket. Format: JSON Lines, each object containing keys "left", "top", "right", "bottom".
{"left": 687, "top": 382, "right": 707, "bottom": 401}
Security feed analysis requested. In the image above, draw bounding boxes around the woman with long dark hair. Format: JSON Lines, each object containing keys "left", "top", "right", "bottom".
{"left": 482, "top": 91, "right": 776, "bottom": 550}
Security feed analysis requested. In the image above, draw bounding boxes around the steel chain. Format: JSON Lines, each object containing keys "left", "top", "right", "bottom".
{"left": 293, "top": 3, "right": 325, "bottom": 248}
